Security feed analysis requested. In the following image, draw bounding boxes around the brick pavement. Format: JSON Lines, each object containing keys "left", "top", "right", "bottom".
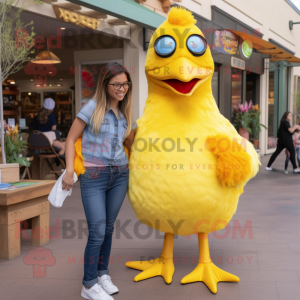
{"left": 1, "top": 152, "right": 300, "bottom": 300}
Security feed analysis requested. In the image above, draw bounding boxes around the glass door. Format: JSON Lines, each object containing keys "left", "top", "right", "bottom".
{"left": 212, "top": 63, "right": 220, "bottom": 107}
{"left": 267, "top": 61, "right": 291, "bottom": 151}
{"left": 268, "top": 71, "right": 276, "bottom": 150}
{"left": 231, "top": 68, "right": 243, "bottom": 121}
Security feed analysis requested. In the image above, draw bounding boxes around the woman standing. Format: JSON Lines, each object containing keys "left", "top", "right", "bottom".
{"left": 266, "top": 112, "right": 300, "bottom": 173}
{"left": 62, "top": 63, "right": 137, "bottom": 300}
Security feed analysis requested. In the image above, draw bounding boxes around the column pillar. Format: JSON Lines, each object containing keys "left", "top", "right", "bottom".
{"left": 123, "top": 25, "right": 148, "bottom": 121}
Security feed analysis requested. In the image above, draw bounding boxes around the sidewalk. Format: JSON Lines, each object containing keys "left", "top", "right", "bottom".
{"left": 1, "top": 152, "right": 300, "bottom": 300}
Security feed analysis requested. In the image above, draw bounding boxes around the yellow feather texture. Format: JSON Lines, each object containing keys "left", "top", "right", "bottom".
{"left": 74, "top": 137, "right": 86, "bottom": 177}
{"left": 127, "top": 6, "right": 260, "bottom": 236}
{"left": 167, "top": 7, "right": 197, "bottom": 26}
{"left": 205, "top": 134, "right": 253, "bottom": 187}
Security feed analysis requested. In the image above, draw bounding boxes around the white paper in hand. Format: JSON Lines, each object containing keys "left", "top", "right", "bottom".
{"left": 48, "top": 170, "right": 78, "bottom": 208}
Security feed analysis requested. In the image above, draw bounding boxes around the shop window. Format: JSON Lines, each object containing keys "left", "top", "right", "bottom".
{"left": 297, "top": 77, "right": 300, "bottom": 124}
{"left": 231, "top": 68, "right": 243, "bottom": 121}
{"left": 246, "top": 72, "right": 256, "bottom": 104}
{"left": 286, "top": 0, "right": 300, "bottom": 14}
{"left": 81, "top": 63, "right": 106, "bottom": 105}
{"left": 284, "top": 67, "right": 289, "bottom": 112}
{"left": 43, "top": 91, "right": 73, "bottom": 138}
{"left": 268, "top": 72, "right": 276, "bottom": 150}
{"left": 212, "top": 63, "right": 220, "bottom": 106}
{"left": 21, "top": 92, "right": 41, "bottom": 126}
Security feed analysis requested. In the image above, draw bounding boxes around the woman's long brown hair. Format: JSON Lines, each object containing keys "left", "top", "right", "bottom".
{"left": 280, "top": 111, "right": 291, "bottom": 124}
{"left": 38, "top": 107, "right": 52, "bottom": 124}
{"left": 90, "top": 62, "right": 133, "bottom": 137}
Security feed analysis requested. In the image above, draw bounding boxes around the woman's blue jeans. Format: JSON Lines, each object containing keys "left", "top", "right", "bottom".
{"left": 79, "top": 165, "right": 129, "bottom": 287}
{"left": 285, "top": 148, "right": 300, "bottom": 169}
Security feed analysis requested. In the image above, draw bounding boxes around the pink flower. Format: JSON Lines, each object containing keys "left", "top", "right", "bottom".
{"left": 237, "top": 100, "right": 253, "bottom": 113}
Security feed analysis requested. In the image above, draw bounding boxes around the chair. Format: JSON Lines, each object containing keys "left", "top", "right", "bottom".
{"left": 27, "top": 130, "right": 65, "bottom": 179}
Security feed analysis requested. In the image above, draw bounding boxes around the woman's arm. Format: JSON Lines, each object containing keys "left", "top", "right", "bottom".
{"left": 124, "top": 128, "right": 137, "bottom": 152}
{"left": 293, "top": 134, "right": 300, "bottom": 144}
{"left": 51, "top": 125, "right": 57, "bottom": 130}
{"left": 288, "top": 125, "right": 300, "bottom": 133}
{"left": 62, "top": 118, "right": 86, "bottom": 190}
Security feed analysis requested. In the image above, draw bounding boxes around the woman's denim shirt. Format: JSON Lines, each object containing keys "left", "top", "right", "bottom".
{"left": 77, "top": 100, "right": 137, "bottom": 167}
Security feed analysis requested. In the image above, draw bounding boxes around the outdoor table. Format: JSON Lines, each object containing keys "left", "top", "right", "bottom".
{"left": 0, "top": 180, "right": 56, "bottom": 259}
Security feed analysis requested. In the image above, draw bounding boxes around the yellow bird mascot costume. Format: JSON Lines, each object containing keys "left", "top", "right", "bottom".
{"left": 125, "top": 7, "right": 260, "bottom": 293}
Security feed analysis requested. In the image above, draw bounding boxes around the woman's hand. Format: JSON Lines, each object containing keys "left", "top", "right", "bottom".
{"left": 62, "top": 171, "right": 74, "bottom": 191}
{"left": 124, "top": 128, "right": 137, "bottom": 152}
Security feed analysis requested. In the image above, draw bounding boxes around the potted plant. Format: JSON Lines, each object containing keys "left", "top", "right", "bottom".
{"left": 233, "top": 101, "right": 253, "bottom": 140}
{"left": 4, "top": 125, "right": 31, "bottom": 167}
{"left": 250, "top": 104, "right": 267, "bottom": 149}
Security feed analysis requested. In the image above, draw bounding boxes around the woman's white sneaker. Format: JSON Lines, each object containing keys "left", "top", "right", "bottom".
{"left": 98, "top": 275, "right": 119, "bottom": 295}
{"left": 266, "top": 167, "right": 272, "bottom": 171}
{"left": 81, "top": 283, "right": 114, "bottom": 300}
{"left": 293, "top": 168, "right": 300, "bottom": 173}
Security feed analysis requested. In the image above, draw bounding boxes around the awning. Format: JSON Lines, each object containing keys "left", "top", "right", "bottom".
{"left": 231, "top": 30, "right": 300, "bottom": 64}
{"left": 67, "top": 0, "right": 166, "bottom": 30}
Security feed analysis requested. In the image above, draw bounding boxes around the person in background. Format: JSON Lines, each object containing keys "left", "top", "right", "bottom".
{"left": 266, "top": 112, "right": 300, "bottom": 174}
{"left": 32, "top": 98, "right": 65, "bottom": 155}
{"left": 284, "top": 130, "right": 300, "bottom": 174}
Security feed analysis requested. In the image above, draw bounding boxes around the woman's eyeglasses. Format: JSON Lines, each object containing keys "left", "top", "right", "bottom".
{"left": 108, "top": 82, "right": 131, "bottom": 90}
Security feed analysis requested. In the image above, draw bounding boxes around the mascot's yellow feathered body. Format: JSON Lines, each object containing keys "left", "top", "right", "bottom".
{"left": 125, "top": 7, "right": 260, "bottom": 293}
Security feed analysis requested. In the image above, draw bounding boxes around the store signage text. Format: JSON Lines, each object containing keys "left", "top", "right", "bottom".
{"left": 53, "top": 6, "right": 100, "bottom": 30}
{"left": 231, "top": 57, "right": 245, "bottom": 70}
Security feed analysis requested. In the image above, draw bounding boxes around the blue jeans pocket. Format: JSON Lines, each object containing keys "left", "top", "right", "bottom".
{"left": 119, "top": 165, "right": 129, "bottom": 177}
{"left": 81, "top": 168, "right": 101, "bottom": 180}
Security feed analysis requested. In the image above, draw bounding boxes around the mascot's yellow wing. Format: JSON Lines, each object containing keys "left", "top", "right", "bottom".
{"left": 205, "top": 133, "right": 260, "bottom": 187}
{"left": 125, "top": 146, "right": 130, "bottom": 159}
{"left": 74, "top": 136, "right": 85, "bottom": 177}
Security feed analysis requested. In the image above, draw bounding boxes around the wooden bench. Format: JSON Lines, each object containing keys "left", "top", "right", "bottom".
{"left": 0, "top": 180, "right": 56, "bottom": 259}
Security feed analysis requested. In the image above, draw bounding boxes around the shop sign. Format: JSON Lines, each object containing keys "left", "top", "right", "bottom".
{"left": 231, "top": 57, "right": 245, "bottom": 70}
{"left": 53, "top": 6, "right": 100, "bottom": 30}
{"left": 240, "top": 40, "right": 253, "bottom": 59}
{"left": 213, "top": 30, "right": 239, "bottom": 55}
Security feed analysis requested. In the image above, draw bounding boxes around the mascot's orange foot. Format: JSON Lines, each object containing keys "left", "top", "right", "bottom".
{"left": 126, "top": 257, "right": 175, "bottom": 284}
{"left": 126, "top": 233, "right": 175, "bottom": 284}
{"left": 181, "top": 262, "right": 239, "bottom": 293}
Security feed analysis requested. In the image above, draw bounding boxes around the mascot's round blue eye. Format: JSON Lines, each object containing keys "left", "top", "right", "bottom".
{"left": 154, "top": 35, "right": 176, "bottom": 58}
{"left": 186, "top": 35, "right": 207, "bottom": 56}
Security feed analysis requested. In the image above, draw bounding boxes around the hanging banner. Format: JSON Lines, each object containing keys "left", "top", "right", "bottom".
{"left": 213, "top": 30, "right": 239, "bottom": 55}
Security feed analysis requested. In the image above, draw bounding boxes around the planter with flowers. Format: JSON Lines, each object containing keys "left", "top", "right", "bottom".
{"left": 4, "top": 125, "right": 31, "bottom": 167}
{"left": 233, "top": 101, "right": 253, "bottom": 140}
{"left": 249, "top": 104, "right": 267, "bottom": 149}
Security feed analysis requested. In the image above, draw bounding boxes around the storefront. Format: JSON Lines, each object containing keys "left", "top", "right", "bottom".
{"left": 186, "top": 6, "right": 267, "bottom": 122}
{"left": 3, "top": 0, "right": 300, "bottom": 156}
{"left": 3, "top": 0, "right": 163, "bottom": 137}
{"left": 188, "top": 5, "right": 300, "bottom": 155}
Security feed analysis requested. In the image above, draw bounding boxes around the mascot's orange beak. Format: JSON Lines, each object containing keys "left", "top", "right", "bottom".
{"left": 147, "top": 57, "right": 212, "bottom": 96}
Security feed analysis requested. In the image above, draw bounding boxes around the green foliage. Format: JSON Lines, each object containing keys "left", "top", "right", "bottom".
{"left": 0, "top": 0, "right": 42, "bottom": 81}
{"left": 233, "top": 111, "right": 252, "bottom": 134}
{"left": 249, "top": 109, "right": 267, "bottom": 140}
{"left": 4, "top": 133, "right": 30, "bottom": 166}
